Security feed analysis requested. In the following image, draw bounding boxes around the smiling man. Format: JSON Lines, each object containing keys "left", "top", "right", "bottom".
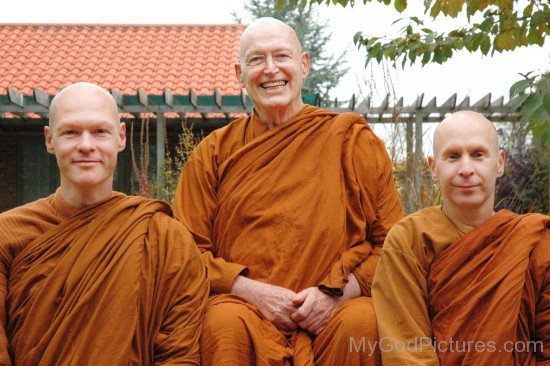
{"left": 372, "top": 110, "right": 550, "bottom": 365}
{"left": 172, "top": 17, "right": 404, "bottom": 365}
{"left": 0, "top": 82, "right": 208, "bottom": 365}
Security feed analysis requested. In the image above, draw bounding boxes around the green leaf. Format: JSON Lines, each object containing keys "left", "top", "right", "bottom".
{"left": 537, "top": 78, "right": 550, "bottom": 94}
{"left": 531, "top": 11, "right": 545, "bottom": 26}
{"left": 509, "top": 78, "right": 532, "bottom": 97}
{"left": 395, "top": 0, "right": 407, "bottom": 13}
{"left": 520, "top": 93, "right": 543, "bottom": 125}
{"left": 509, "top": 93, "right": 529, "bottom": 111}
{"left": 523, "top": 2, "right": 534, "bottom": 17}
{"left": 421, "top": 51, "right": 432, "bottom": 65}
{"left": 480, "top": 34, "right": 491, "bottom": 54}
{"left": 543, "top": 93, "right": 550, "bottom": 116}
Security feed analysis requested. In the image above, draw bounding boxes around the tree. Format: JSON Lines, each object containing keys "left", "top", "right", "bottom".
{"left": 235, "top": 0, "right": 348, "bottom": 103}
{"left": 281, "top": 0, "right": 549, "bottom": 143}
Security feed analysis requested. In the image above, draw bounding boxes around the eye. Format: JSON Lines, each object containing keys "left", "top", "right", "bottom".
{"left": 96, "top": 129, "right": 110, "bottom": 135}
{"left": 273, "top": 53, "right": 291, "bottom": 63}
{"left": 448, "top": 153, "right": 459, "bottom": 160}
{"left": 62, "top": 130, "right": 78, "bottom": 136}
{"left": 247, "top": 55, "right": 265, "bottom": 67}
{"left": 472, "top": 151, "right": 484, "bottom": 158}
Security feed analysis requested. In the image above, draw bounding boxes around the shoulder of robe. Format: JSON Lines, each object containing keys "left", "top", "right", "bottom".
{"left": 385, "top": 206, "right": 445, "bottom": 250}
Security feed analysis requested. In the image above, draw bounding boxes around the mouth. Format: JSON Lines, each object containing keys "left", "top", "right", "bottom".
{"left": 73, "top": 160, "right": 100, "bottom": 165}
{"left": 260, "top": 80, "right": 287, "bottom": 90}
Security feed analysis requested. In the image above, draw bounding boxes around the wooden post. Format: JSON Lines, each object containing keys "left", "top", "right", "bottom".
{"left": 414, "top": 112, "right": 423, "bottom": 210}
{"left": 156, "top": 114, "right": 166, "bottom": 198}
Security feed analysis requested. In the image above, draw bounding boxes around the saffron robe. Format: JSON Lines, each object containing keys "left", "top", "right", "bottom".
{"left": 173, "top": 105, "right": 404, "bottom": 365}
{"left": 372, "top": 206, "right": 550, "bottom": 365}
{"left": 0, "top": 189, "right": 209, "bottom": 365}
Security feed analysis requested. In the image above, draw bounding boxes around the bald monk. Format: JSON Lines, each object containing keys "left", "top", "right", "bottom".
{"left": 172, "top": 17, "right": 404, "bottom": 365}
{"left": 0, "top": 82, "right": 209, "bottom": 365}
{"left": 372, "top": 110, "right": 550, "bottom": 365}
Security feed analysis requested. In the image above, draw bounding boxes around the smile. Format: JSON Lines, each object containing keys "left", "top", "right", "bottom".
{"left": 260, "top": 81, "right": 287, "bottom": 89}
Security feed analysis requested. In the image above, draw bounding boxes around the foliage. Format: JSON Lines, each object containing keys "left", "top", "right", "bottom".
{"left": 495, "top": 124, "right": 549, "bottom": 214}
{"left": 509, "top": 71, "right": 550, "bottom": 145}
{"left": 282, "top": 0, "right": 550, "bottom": 145}
{"left": 284, "top": 0, "right": 549, "bottom": 68}
{"left": 237, "top": 0, "right": 348, "bottom": 103}
{"left": 157, "top": 121, "right": 204, "bottom": 203}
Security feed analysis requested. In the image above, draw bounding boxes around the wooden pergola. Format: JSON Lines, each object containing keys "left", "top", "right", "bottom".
{"left": 0, "top": 87, "right": 520, "bottom": 208}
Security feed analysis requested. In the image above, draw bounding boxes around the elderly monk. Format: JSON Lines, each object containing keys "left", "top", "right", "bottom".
{"left": 372, "top": 110, "right": 550, "bottom": 365}
{"left": 172, "top": 17, "right": 404, "bottom": 365}
{"left": 0, "top": 82, "right": 209, "bottom": 365}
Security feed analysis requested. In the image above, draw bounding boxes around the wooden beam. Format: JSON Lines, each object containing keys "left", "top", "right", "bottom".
{"left": 442, "top": 93, "right": 457, "bottom": 109}
{"left": 163, "top": 89, "right": 173, "bottom": 107}
{"left": 189, "top": 88, "right": 198, "bottom": 109}
{"left": 8, "top": 87, "right": 24, "bottom": 108}
{"left": 156, "top": 114, "right": 166, "bottom": 197}
{"left": 457, "top": 96, "right": 470, "bottom": 110}
{"left": 214, "top": 88, "right": 222, "bottom": 109}
{"left": 137, "top": 88, "right": 148, "bottom": 107}
{"left": 110, "top": 89, "right": 124, "bottom": 108}
{"left": 473, "top": 93, "right": 491, "bottom": 109}
{"left": 34, "top": 88, "right": 50, "bottom": 108}
{"left": 378, "top": 94, "right": 389, "bottom": 121}
{"left": 348, "top": 94, "right": 356, "bottom": 111}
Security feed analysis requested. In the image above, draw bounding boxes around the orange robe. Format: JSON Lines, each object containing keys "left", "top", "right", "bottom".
{"left": 173, "top": 105, "right": 404, "bottom": 365}
{"left": 372, "top": 206, "right": 550, "bottom": 365}
{"left": 0, "top": 189, "right": 209, "bottom": 365}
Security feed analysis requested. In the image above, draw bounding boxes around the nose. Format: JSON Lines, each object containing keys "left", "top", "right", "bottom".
{"left": 263, "top": 55, "right": 279, "bottom": 75}
{"left": 458, "top": 157, "right": 474, "bottom": 177}
{"left": 77, "top": 132, "right": 95, "bottom": 152}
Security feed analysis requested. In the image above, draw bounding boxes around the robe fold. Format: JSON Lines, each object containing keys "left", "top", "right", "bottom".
{"left": 0, "top": 189, "right": 209, "bottom": 365}
{"left": 372, "top": 206, "right": 550, "bottom": 365}
{"left": 173, "top": 105, "right": 403, "bottom": 365}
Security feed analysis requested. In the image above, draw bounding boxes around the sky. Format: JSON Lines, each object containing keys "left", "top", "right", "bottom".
{"left": 2, "top": 0, "right": 549, "bottom": 149}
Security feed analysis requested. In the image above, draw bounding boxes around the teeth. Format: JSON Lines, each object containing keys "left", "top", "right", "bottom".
{"left": 262, "top": 81, "right": 286, "bottom": 88}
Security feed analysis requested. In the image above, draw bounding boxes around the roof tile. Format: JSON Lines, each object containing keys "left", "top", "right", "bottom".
{"left": 0, "top": 23, "right": 246, "bottom": 96}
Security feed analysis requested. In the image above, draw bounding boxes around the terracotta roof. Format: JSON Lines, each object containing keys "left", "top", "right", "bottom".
{"left": 0, "top": 23, "right": 246, "bottom": 95}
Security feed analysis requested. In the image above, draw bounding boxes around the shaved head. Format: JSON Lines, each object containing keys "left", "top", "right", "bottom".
{"left": 239, "top": 17, "right": 302, "bottom": 59}
{"left": 433, "top": 111, "right": 499, "bottom": 156}
{"left": 49, "top": 82, "right": 119, "bottom": 130}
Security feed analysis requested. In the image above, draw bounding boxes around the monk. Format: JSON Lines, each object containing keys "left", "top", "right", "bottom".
{"left": 372, "top": 110, "right": 550, "bottom": 365}
{"left": 0, "top": 82, "right": 209, "bottom": 365}
{"left": 172, "top": 17, "right": 404, "bottom": 365}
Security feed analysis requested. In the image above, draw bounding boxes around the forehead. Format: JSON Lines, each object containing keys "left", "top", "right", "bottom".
{"left": 436, "top": 121, "right": 496, "bottom": 153}
{"left": 241, "top": 25, "right": 297, "bottom": 56}
{"left": 52, "top": 100, "right": 118, "bottom": 134}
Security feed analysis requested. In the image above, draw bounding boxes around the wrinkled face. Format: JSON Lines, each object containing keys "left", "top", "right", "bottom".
{"left": 45, "top": 89, "right": 125, "bottom": 194}
{"left": 235, "top": 21, "right": 310, "bottom": 120}
{"left": 428, "top": 116, "right": 505, "bottom": 213}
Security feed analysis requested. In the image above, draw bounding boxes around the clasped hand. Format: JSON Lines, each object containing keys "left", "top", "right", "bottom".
{"left": 232, "top": 275, "right": 357, "bottom": 335}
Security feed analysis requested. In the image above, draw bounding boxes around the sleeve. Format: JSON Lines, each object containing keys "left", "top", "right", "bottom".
{"left": 151, "top": 215, "right": 210, "bottom": 365}
{"left": 371, "top": 223, "right": 439, "bottom": 366}
{"left": 172, "top": 137, "right": 248, "bottom": 294}
{"left": 535, "top": 228, "right": 550, "bottom": 363}
{"left": 319, "top": 123, "right": 404, "bottom": 296}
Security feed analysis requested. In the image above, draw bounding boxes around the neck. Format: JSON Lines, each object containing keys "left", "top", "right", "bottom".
{"left": 59, "top": 181, "right": 113, "bottom": 209}
{"left": 442, "top": 203, "right": 495, "bottom": 227}
{"left": 255, "top": 101, "right": 305, "bottom": 129}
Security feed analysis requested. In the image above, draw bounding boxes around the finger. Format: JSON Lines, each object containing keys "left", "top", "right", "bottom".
{"left": 292, "top": 289, "right": 309, "bottom": 306}
{"left": 291, "top": 298, "right": 313, "bottom": 322}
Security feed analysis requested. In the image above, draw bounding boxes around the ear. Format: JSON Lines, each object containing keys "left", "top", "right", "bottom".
{"left": 44, "top": 126, "right": 55, "bottom": 155}
{"left": 235, "top": 62, "right": 244, "bottom": 87}
{"left": 496, "top": 149, "right": 506, "bottom": 178}
{"left": 427, "top": 155, "right": 439, "bottom": 182}
{"left": 301, "top": 51, "right": 310, "bottom": 79}
{"left": 118, "top": 122, "right": 127, "bottom": 152}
